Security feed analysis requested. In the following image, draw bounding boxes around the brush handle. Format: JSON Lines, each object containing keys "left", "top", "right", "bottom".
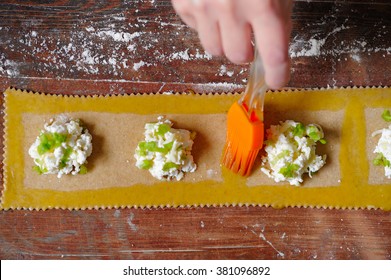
{"left": 240, "top": 46, "right": 267, "bottom": 121}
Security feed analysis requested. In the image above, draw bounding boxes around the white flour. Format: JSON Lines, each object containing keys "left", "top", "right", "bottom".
{"left": 0, "top": 15, "right": 216, "bottom": 79}
{"left": 192, "top": 82, "right": 243, "bottom": 93}
{"left": 1, "top": 6, "right": 390, "bottom": 88}
{"left": 289, "top": 23, "right": 391, "bottom": 58}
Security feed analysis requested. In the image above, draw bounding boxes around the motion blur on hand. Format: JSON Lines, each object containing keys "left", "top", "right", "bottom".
{"left": 171, "top": 0, "right": 293, "bottom": 89}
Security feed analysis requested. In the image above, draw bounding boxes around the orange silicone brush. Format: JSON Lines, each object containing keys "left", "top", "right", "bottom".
{"left": 222, "top": 48, "right": 267, "bottom": 176}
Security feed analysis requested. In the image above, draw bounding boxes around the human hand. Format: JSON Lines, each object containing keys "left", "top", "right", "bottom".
{"left": 171, "top": 0, "right": 293, "bottom": 89}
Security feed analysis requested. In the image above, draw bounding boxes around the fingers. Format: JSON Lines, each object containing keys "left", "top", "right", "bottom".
{"left": 253, "top": 23, "right": 290, "bottom": 89}
{"left": 171, "top": 0, "right": 197, "bottom": 29}
{"left": 171, "top": 0, "right": 293, "bottom": 88}
{"left": 192, "top": 3, "right": 223, "bottom": 56}
{"left": 173, "top": 0, "right": 223, "bottom": 56}
{"left": 193, "top": 0, "right": 254, "bottom": 63}
{"left": 251, "top": 2, "right": 292, "bottom": 89}
{"left": 218, "top": 6, "right": 253, "bottom": 64}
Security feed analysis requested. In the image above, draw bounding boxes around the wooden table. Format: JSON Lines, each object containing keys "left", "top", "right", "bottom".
{"left": 1, "top": 0, "right": 390, "bottom": 260}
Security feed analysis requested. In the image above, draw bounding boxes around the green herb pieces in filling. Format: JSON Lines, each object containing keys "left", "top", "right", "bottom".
{"left": 59, "top": 147, "right": 73, "bottom": 168}
{"left": 156, "top": 123, "right": 171, "bottom": 136}
{"left": 293, "top": 123, "right": 305, "bottom": 137}
{"left": 307, "top": 125, "right": 326, "bottom": 144}
{"left": 381, "top": 109, "right": 391, "bottom": 122}
{"left": 279, "top": 163, "right": 300, "bottom": 178}
{"left": 79, "top": 164, "right": 88, "bottom": 174}
{"left": 373, "top": 153, "right": 391, "bottom": 167}
{"left": 139, "top": 160, "right": 153, "bottom": 170}
{"left": 37, "top": 132, "right": 67, "bottom": 155}
{"left": 163, "top": 162, "right": 179, "bottom": 171}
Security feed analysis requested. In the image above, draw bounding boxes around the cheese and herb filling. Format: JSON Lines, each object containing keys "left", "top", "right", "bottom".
{"left": 134, "top": 116, "right": 197, "bottom": 181}
{"left": 372, "top": 109, "right": 391, "bottom": 178}
{"left": 260, "top": 120, "right": 327, "bottom": 186}
{"left": 28, "top": 115, "right": 93, "bottom": 178}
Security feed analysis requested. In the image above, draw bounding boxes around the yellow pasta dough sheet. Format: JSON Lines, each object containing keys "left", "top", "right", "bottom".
{"left": 1, "top": 87, "right": 391, "bottom": 210}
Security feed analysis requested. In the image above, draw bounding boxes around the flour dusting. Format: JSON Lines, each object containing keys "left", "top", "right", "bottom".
{"left": 217, "top": 65, "right": 234, "bottom": 77}
{"left": 192, "top": 82, "right": 244, "bottom": 93}
{"left": 248, "top": 224, "right": 285, "bottom": 258}
{"left": 127, "top": 213, "right": 138, "bottom": 232}
{"left": 290, "top": 25, "right": 351, "bottom": 58}
{"left": 133, "top": 60, "right": 152, "bottom": 71}
{"left": 289, "top": 14, "right": 391, "bottom": 61}
{"left": 0, "top": 13, "right": 216, "bottom": 79}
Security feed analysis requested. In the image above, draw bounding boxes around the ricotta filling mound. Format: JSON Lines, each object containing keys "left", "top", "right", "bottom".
{"left": 372, "top": 125, "right": 391, "bottom": 178}
{"left": 28, "top": 115, "right": 93, "bottom": 178}
{"left": 260, "top": 120, "right": 327, "bottom": 186}
{"left": 134, "top": 116, "right": 197, "bottom": 181}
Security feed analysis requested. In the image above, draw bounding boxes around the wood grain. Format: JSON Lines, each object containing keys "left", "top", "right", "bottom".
{"left": 1, "top": 0, "right": 391, "bottom": 260}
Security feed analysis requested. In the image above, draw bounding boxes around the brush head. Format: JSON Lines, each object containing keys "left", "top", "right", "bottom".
{"left": 222, "top": 101, "right": 264, "bottom": 176}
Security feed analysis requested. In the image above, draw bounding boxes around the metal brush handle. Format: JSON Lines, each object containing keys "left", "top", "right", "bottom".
{"left": 240, "top": 46, "right": 267, "bottom": 121}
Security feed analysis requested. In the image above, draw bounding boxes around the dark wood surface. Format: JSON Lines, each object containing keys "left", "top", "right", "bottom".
{"left": 1, "top": 0, "right": 391, "bottom": 260}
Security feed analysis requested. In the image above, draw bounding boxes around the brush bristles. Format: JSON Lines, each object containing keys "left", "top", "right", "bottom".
{"left": 222, "top": 138, "right": 260, "bottom": 176}
{"left": 222, "top": 101, "right": 264, "bottom": 176}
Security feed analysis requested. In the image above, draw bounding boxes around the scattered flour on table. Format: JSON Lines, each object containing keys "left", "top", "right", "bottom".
{"left": 246, "top": 224, "right": 285, "bottom": 258}
{"left": 4, "top": 6, "right": 390, "bottom": 84}
{"left": 127, "top": 213, "right": 138, "bottom": 232}
{"left": 2, "top": 59, "right": 21, "bottom": 77}
{"left": 96, "top": 30, "right": 144, "bottom": 43}
{"left": 259, "top": 232, "right": 285, "bottom": 258}
{"left": 133, "top": 60, "right": 152, "bottom": 71}
{"left": 170, "top": 49, "right": 191, "bottom": 61}
{"left": 290, "top": 25, "right": 351, "bottom": 57}
{"left": 217, "top": 65, "right": 234, "bottom": 77}
{"left": 351, "top": 54, "right": 361, "bottom": 62}
{"left": 290, "top": 22, "right": 391, "bottom": 58}
{"left": 0, "top": 14, "right": 215, "bottom": 78}
{"left": 113, "top": 209, "right": 121, "bottom": 218}
{"left": 191, "top": 82, "right": 244, "bottom": 93}
{"left": 168, "top": 48, "right": 212, "bottom": 61}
